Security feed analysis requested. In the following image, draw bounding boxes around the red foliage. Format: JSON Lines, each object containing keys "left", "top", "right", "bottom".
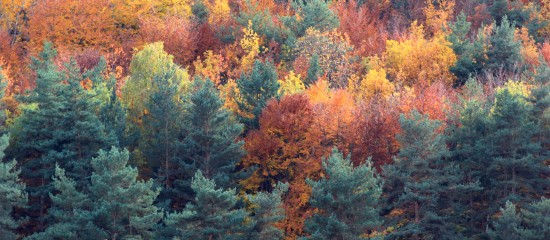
{"left": 241, "top": 94, "right": 324, "bottom": 239}
{"left": 140, "top": 16, "right": 199, "bottom": 67}
{"left": 333, "top": 0, "right": 390, "bottom": 56}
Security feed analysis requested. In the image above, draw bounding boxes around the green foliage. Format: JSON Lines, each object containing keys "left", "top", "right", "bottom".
{"left": 90, "top": 147, "right": 163, "bottom": 239}
{"left": 246, "top": 182, "right": 288, "bottom": 240}
{"left": 236, "top": 0, "right": 286, "bottom": 44}
{"left": 282, "top": 0, "right": 339, "bottom": 39}
{"left": 122, "top": 42, "right": 190, "bottom": 127}
{"left": 0, "top": 134, "right": 27, "bottom": 239}
{"left": 9, "top": 42, "right": 112, "bottom": 228}
{"left": 383, "top": 111, "right": 478, "bottom": 239}
{"left": 29, "top": 147, "right": 163, "bottom": 239}
{"left": 141, "top": 67, "right": 184, "bottom": 188}
{"left": 486, "top": 16, "right": 523, "bottom": 73}
{"left": 305, "top": 54, "right": 321, "bottom": 86}
{"left": 237, "top": 60, "right": 279, "bottom": 130}
{"left": 99, "top": 79, "right": 128, "bottom": 148}
{"left": 487, "top": 198, "right": 550, "bottom": 240}
{"left": 302, "top": 148, "right": 382, "bottom": 240}
{"left": 180, "top": 76, "right": 245, "bottom": 187}
{"left": 164, "top": 171, "right": 249, "bottom": 240}
{"left": 25, "top": 166, "right": 106, "bottom": 240}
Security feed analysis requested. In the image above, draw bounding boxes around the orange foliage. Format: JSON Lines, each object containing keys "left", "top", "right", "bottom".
{"left": 26, "top": 0, "right": 117, "bottom": 54}
{"left": 424, "top": 0, "right": 455, "bottom": 35}
{"left": 240, "top": 94, "right": 324, "bottom": 239}
{"left": 193, "top": 50, "right": 228, "bottom": 86}
{"left": 306, "top": 80, "right": 356, "bottom": 155}
{"left": 333, "top": 0, "right": 390, "bottom": 56}
{"left": 542, "top": 42, "right": 550, "bottom": 64}
{"left": 140, "top": 16, "right": 199, "bottom": 66}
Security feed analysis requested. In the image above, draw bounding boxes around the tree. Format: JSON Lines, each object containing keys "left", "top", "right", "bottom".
{"left": 122, "top": 42, "right": 190, "bottom": 128}
{"left": 141, "top": 67, "right": 185, "bottom": 208}
{"left": 164, "top": 171, "right": 249, "bottom": 239}
{"left": 99, "top": 79, "right": 128, "bottom": 149}
{"left": 486, "top": 16, "right": 523, "bottom": 73}
{"left": 487, "top": 199, "right": 550, "bottom": 240}
{"left": 28, "top": 147, "right": 163, "bottom": 239}
{"left": 384, "top": 22, "right": 457, "bottom": 85}
{"left": 0, "top": 134, "right": 27, "bottom": 240}
{"left": 293, "top": 29, "right": 354, "bottom": 88}
{"left": 282, "top": 0, "right": 339, "bottom": 39}
{"left": 9, "top": 42, "right": 111, "bottom": 229}
{"left": 25, "top": 166, "right": 106, "bottom": 240}
{"left": 482, "top": 82, "right": 549, "bottom": 212}
{"left": 383, "top": 111, "right": 477, "bottom": 239}
{"left": 25, "top": 0, "right": 117, "bottom": 53}
{"left": 278, "top": 71, "right": 305, "bottom": 96}
{"left": 487, "top": 201, "right": 530, "bottom": 240}
{"left": 240, "top": 94, "right": 323, "bottom": 238}
{"left": 177, "top": 76, "right": 245, "bottom": 196}
{"left": 236, "top": 60, "right": 279, "bottom": 130}
{"left": 302, "top": 148, "right": 383, "bottom": 240}
{"left": 245, "top": 183, "right": 288, "bottom": 240}
{"left": 89, "top": 147, "right": 163, "bottom": 239}
{"left": 305, "top": 54, "right": 322, "bottom": 86}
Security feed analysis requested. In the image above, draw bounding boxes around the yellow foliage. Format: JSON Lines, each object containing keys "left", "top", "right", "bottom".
{"left": 240, "top": 20, "right": 263, "bottom": 73}
{"left": 349, "top": 57, "right": 394, "bottom": 101}
{"left": 497, "top": 80, "right": 530, "bottom": 99}
{"left": 359, "top": 68, "right": 394, "bottom": 101}
{"left": 111, "top": 0, "right": 192, "bottom": 33}
{"left": 278, "top": 71, "right": 306, "bottom": 96}
{"left": 384, "top": 22, "right": 457, "bottom": 86}
{"left": 306, "top": 79, "right": 331, "bottom": 103}
{"left": 219, "top": 79, "right": 252, "bottom": 118}
{"left": 193, "top": 50, "right": 227, "bottom": 86}
{"left": 516, "top": 27, "right": 540, "bottom": 67}
{"left": 0, "top": 0, "right": 34, "bottom": 34}
{"left": 204, "top": 0, "right": 231, "bottom": 25}
{"left": 424, "top": 0, "right": 455, "bottom": 35}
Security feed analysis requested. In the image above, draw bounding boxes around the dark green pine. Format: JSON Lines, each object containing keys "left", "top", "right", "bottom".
{"left": 176, "top": 76, "right": 245, "bottom": 198}
{"left": 302, "top": 148, "right": 383, "bottom": 240}
{"left": 236, "top": 60, "right": 279, "bottom": 130}
{"left": 383, "top": 111, "right": 478, "bottom": 239}
{"left": 164, "top": 171, "right": 249, "bottom": 240}
{"left": 0, "top": 134, "right": 27, "bottom": 240}
{"left": 8, "top": 42, "right": 112, "bottom": 229}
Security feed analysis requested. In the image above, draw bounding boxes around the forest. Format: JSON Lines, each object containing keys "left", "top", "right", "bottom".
{"left": 0, "top": 0, "right": 549, "bottom": 239}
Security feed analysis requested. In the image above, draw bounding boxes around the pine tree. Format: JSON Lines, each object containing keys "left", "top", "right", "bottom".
{"left": 0, "top": 67, "right": 8, "bottom": 131}
{"left": 487, "top": 201, "right": 530, "bottom": 240}
{"left": 164, "top": 171, "right": 249, "bottom": 239}
{"left": 448, "top": 12, "right": 478, "bottom": 86}
{"left": 283, "top": 0, "right": 339, "bottom": 39}
{"left": 89, "top": 147, "right": 163, "bottom": 239}
{"left": 302, "top": 148, "right": 382, "bottom": 240}
{"left": 383, "top": 111, "right": 477, "bottom": 239}
{"left": 246, "top": 182, "right": 288, "bottom": 240}
{"left": 9, "top": 42, "right": 63, "bottom": 226}
{"left": 482, "top": 82, "right": 549, "bottom": 212}
{"left": 486, "top": 16, "right": 523, "bottom": 73}
{"left": 141, "top": 66, "right": 185, "bottom": 207}
{"left": 486, "top": 198, "right": 550, "bottom": 240}
{"left": 0, "top": 134, "right": 27, "bottom": 239}
{"left": 181, "top": 76, "right": 245, "bottom": 186}
{"left": 99, "top": 78, "right": 128, "bottom": 149}
{"left": 521, "top": 198, "right": 550, "bottom": 238}
{"left": 60, "top": 59, "right": 114, "bottom": 184}
{"left": 305, "top": 54, "right": 322, "bottom": 86}
{"left": 25, "top": 166, "right": 106, "bottom": 240}
{"left": 236, "top": 60, "right": 279, "bottom": 130}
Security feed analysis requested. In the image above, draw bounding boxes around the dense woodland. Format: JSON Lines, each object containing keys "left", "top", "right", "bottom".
{"left": 0, "top": 0, "right": 549, "bottom": 239}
